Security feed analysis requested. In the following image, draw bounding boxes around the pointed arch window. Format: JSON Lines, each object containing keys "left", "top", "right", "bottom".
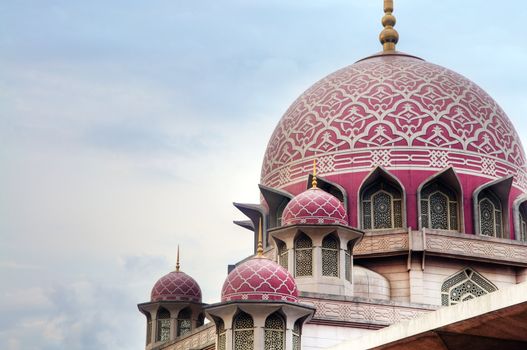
{"left": 321, "top": 235, "right": 339, "bottom": 277}
{"left": 217, "top": 319, "right": 226, "bottom": 350}
{"left": 264, "top": 313, "right": 285, "bottom": 350}
{"left": 156, "top": 307, "right": 171, "bottom": 342}
{"left": 292, "top": 320, "right": 302, "bottom": 350}
{"left": 233, "top": 312, "right": 254, "bottom": 350}
{"left": 479, "top": 190, "right": 503, "bottom": 238}
{"left": 361, "top": 182, "right": 403, "bottom": 230}
{"left": 421, "top": 182, "right": 459, "bottom": 231}
{"left": 277, "top": 240, "right": 288, "bottom": 270}
{"left": 294, "top": 234, "right": 313, "bottom": 277}
{"left": 177, "top": 308, "right": 192, "bottom": 337}
{"left": 441, "top": 268, "right": 498, "bottom": 306}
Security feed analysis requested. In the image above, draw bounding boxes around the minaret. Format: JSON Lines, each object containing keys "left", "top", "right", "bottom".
{"left": 138, "top": 247, "right": 205, "bottom": 349}
{"left": 379, "top": 0, "right": 399, "bottom": 52}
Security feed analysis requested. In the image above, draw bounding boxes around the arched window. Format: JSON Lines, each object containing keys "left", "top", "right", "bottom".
{"left": 146, "top": 313, "right": 152, "bottom": 345}
{"left": 421, "top": 182, "right": 459, "bottom": 230}
{"left": 177, "top": 308, "right": 192, "bottom": 337}
{"left": 156, "top": 307, "right": 171, "bottom": 342}
{"left": 441, "top": 268, "right": 498, "bottom": 306}
{"left": 361, "top": 181, "right": 403, "bottom": 230}
{"left": 518, "top": 202, "right": 527, "bottom": 241}
{"left": 322, "top": 235, "right": 339, "bottom": 277}
{"left": 294, "top": 234, "right": 313, "bottom": 277}
{"left": 217, "top": 319, "right": 226, "bottom": 350}
{"left": 292, "top": 320, "right": 302, "bottom": 350}
{"left": 233, "top": 312, "right": 254, "bottom": 349}
{"left": 264, "top": 313, "right": 285, "bottom": 349}
{"left": 277, "top": 240, "right": 288, "bottom": 270}
{"left": 345, "top": 241, "right": 352, "bottom": 283}
{"left": 479, "top": 190, "right": 503, "bottom": 237}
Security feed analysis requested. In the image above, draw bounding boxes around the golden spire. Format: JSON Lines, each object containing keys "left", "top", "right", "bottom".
{"left": 175, "top": 245, "right": 180, "bottom": 272}
{"left": 256, "top": 217, "right": 264, "bottom": 257}
{"left": 312, "top": 159, "right": 318, "bottom": 188}
{"left": 379, "top": 0, "right": 399, "bottom": 52}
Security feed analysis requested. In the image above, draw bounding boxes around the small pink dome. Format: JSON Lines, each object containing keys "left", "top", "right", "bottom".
{"left": 221, "top": 258, "right": 298, "bottom": 302}
{"left": 151, "top": 271, "right": 202, "bottom": 303}
{"left": 282, "top": 187, "right": 348, "bottom": 226}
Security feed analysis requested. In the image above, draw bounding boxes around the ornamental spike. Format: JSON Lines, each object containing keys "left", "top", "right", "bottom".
{"left": 256, "top": 217, "right": 264, "bottom": 257}
{"left": 380, "top": 0, "right": 399, "bottom": 51}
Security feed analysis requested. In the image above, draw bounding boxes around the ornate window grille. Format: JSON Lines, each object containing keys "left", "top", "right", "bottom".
{"left": 264, "top": 313, "right": 285, "bottom": 350}
{"left": 292, "top": 320, "right": 301, "bottom": 350}
{"left": 345, "top": 241, "right": 352, "bottom": 282}
{"left": 441, "top": 268, "right": 498, "bottom": 306}
{"left": 156, "top": 308, "right": 171, "bottom": 342}
{"left": 479, "top": 190, "right": 503, "bottom": 238}
{"left": 519, "top": 202, "right": 527, "bottom": 241}
{"left": 322, "top": 235, "right": 339, "bottom": 277}
{"left": 177, "top": 308, "right": 192, "bottom": 337}
{"left": 217, "top": 319, "right": 226, "bottom": 350}
{"left": 295, "top": 234, "right": 313, "bottom": 277}
{"left": 361, "top": 181, "right": 403, "bottom": 230}
{"left": 233, "top": 312, "right": 254, "bottom": 350}
{"left": 277, "top": 240, "right": 288, "bottom": 270}
{"left": 421, "top": 182, "right": 459, "bottom": 231}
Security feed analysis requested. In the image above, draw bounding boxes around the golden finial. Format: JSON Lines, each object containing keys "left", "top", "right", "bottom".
{"left": 379, "top": 0, "right": 399, "bottom": 52}
{"left": 256, "top": 217, "right": 264, "bottom": 257}
{"left": 312, "top": 159, "right": 318, "bottom": 188}
{"left": 175, "top": 245, "right": 180, "bottom": 272}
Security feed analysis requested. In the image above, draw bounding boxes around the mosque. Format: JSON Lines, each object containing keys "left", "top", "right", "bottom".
{"left": 137, "top": 1, "right": 527, "bottom": 349}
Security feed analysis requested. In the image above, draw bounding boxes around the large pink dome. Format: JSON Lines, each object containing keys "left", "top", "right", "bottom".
{"left": 221, "top": 258, "right": 298, "bottom": 302}
{"left": 282, "top": 187, "right": 348, "bottom": 226}
{"left": 260, "top": 52, "right": 527, "bottom": 235}
{"left": 151, "top": 271, "right": 202, "bottom": 303}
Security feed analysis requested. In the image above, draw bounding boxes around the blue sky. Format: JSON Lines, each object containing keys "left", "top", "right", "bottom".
{"left": 1, "top": 1, "right": 527, "bottom": 349}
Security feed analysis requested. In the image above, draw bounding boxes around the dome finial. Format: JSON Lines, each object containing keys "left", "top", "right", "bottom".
{"left": 175, "top": 245, "right": 180, "bottom": 272}
{"left": 380, "top": 0, "right": 399, "bottom": 51}
{"left": 312, "top": 159, "right": 318, "bottom": 188}
{"left": 256, "top": 217, "right": 264, "bottom": 257}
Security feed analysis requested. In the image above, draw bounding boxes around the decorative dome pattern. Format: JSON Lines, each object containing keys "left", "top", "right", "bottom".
{"left": 261, "top": 54, "right": 527, "bottom": 190}
{"left": 151, "top": 271, "right": 202, "bottom": 303}
{"left": 221, "top": 258, "right": 298, "bottom": 302}
{"left": 282, "top": 188, "right": 348, "bottom": 226}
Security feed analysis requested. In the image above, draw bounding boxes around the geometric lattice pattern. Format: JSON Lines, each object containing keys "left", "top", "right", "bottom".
{"left": 264, "top": 314, "right": 285, "bottom": 350}
{"left": 479, "top": 190, "right": 503, "bottom": 238}
{"left": 322, "top": 235, "right": 339, "bottom": 277}
{"left": 221, "top": 257, "right": 298, "bottom": 302}
{"left": 261, "top": 54, "right": 527, "bottom": 191}
{"left": 151, "top": 271, "right": 202, "bottom": 303}
{"left": 441, "top": 268, "right": 498, "bottom": 306}
{"left": 361, "top": 181, "right": 403, "bottom": 230}
{"left": 295, "top": 235, "right": 313, "bottom": 277}
{"left": 282, "top": 188, "right": 348, "bottom": 226}
{"left": 421, "top": 181, "right": 459, "bottom": 231}
{"left": 234, "top": 313, "right": 254, "bottom": 350}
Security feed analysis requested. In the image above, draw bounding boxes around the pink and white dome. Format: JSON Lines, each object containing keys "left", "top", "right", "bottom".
{"left": 282, "top": 187, "right": 348, "bottom": 226}
{"left": 261, "top": 52, "right": 527, "bottom": 235}
{"left": 151, "top": 271, "right": 202, "bottom": 303}
{"left": 221, "top": 258, "right": 298, "bottom": 302}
